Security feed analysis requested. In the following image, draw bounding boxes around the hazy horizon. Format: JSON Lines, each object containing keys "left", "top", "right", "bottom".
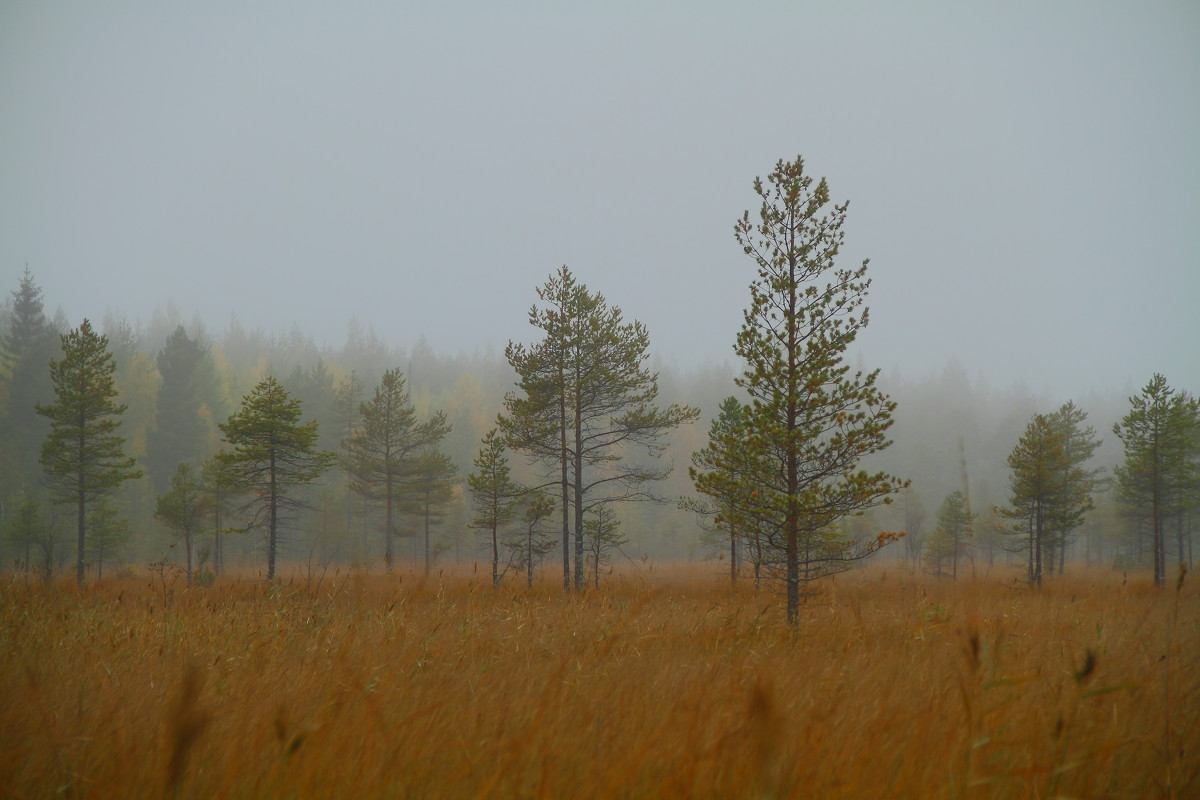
{"left": 3, "top": 1, "right": 1197, "bottom": 401}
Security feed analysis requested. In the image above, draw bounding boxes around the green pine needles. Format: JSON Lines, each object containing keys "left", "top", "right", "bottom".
{"left": 694, "top": 156, "right": 906, "bottom": 625}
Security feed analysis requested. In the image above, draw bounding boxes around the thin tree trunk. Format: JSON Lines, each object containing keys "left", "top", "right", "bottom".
{"left": 76, "top": 451, "right": 86, "bottom": 585}
{"left": 560, "top": 392, "right": 570, "bottom": 593}
{"left": 1034, "top": 504, "right": 1044, "bottom": 589}
{"left": 573, "top": 407, "right": 585, "bottom": 593}
{"left": 185, "top": 530, "right": 193, "bottom": 588}
{"left": 491, "top": 521, "right": 499, "bottom": 589}
{"left": 268, "top": 452, "right": 278, "bottom": 582}
{"left": 730, "top": 525, "right": 738, "bottom": 584}
{"left": 76, "top": 488, "right": 85, "bottom": 586}
{"left": 424, "top": 503, "right": 431, "bottom": 577}
{"left": 385, "top": 468, "right": 395, "bottom": 573}
{"left": 527, "top": 532, "right": 534, "bottom": 587}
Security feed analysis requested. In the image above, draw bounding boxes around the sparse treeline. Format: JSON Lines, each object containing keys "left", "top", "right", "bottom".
{"left": 2, "top": 161, "right": 1196, "bottom": 591}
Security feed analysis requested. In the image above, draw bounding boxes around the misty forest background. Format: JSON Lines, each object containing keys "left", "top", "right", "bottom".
{"left": 0, "top": 267, "right": 1187, "bottom": 580}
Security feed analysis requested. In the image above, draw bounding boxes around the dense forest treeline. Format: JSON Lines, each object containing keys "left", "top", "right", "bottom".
{"left": 0, "top": 267, "right": 1194, "bottom": 582}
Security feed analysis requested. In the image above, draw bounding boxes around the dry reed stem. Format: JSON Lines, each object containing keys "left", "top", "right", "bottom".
{"left": 0, "top": 563, "right": 1196, "bottom": 798}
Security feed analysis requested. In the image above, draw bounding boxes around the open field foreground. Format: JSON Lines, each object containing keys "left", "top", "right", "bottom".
{"left": 2, "top": 564, "right": 1197, "bottom": 799}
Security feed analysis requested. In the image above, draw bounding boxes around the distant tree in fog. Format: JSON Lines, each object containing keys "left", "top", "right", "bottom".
{"left": 156, "top": 464, "right": 210, "bottom": 587}
{"left": 689, "top": 396, "right": 771, "bottom": 586}
{"left": 922, "top": 491, "right": 973, "bottom": 579}
{"left": 468, "top": 428, "right": 521, "bottom": 588}
{"left": 38, "top": 319, "right": 142, "bottom": 585}
{"left": 147, "top": 326, "right": 215, "bottom": 492}
{"left": 1000, "top": 401, "right": 1100, "bottom": 587}
{"left": 344, "top": 368, "right": 450, "bottom": 571}
{"left": 1, "top": 268, "right": 57, "bottom": 496}
{"left": 582, "top": 503, "right": 626, "bottom": 588}
{"left": 1113, "top": 375, "right": 1198, "bottom": 585}
{"left": 500, "top": 266, "right": 698, "bottom": 592}
{"left": 406, "top": 448, "right": 458, "bottom": 576}
{"left": 219, "top": 377, "right": 335, "bottom": 581}
{"left": 504, "top": 491, "right": 558, "bottom": 588}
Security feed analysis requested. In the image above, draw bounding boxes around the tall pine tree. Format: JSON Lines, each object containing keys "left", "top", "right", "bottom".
{"left": 1113, "top": 375, "right": 1199, "bottom": 585}
{"left": 501, "top": 266, "right": 698, "bottom": 591}
{"left": 728, "top": 156, "right": 904, "bottom": 625}
{"left": 37, "top": 319, "right": 142, "bottom": 584}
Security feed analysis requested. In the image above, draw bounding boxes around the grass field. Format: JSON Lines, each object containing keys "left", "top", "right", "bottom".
{"left": 1, "top": 562, "right": 1196, "bottom": 799}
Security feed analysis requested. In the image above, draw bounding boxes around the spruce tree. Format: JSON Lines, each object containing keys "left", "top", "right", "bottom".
{"left": 730, "top": 157, "right": 904, "bottom": 624}
{"left": 146, "top": 326, "right": 215, "bottom": 492}
{"left": 37, "top": 319, "right": 142, "bottom": 584}
{"left": 344, "top": 368, "right": 450, "bottom": 571}
{"left": 1, "top": 268, "right": 58, "bottom": 496}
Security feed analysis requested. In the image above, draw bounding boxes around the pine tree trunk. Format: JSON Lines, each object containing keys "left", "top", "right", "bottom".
{"left": 491, "top": 523, "right": 499, "bottom": 589}
{"left": 385, "top": 475, "right": 395, "bottom": 573}
{"left": 268, "top": 464, "right": 278, "bottom": 582}
{"left": 730, "top": 525, "right": 738, "bottom": 585}
{"left": 573, "top": 406, "right": 585, "bottom": 592}
{"left": 76, "top": 488, "right": 86, "bottom": 585}
{"left": 1034, "top": 504, "right": 1043, "bottom": 589}
{"left": 560, "top": 394, "right": 570, "bottom": 593}
{"left": 424, "top": 505, "right": 431, "bottom": 577}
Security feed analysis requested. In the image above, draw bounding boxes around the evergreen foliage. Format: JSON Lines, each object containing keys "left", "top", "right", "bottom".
{"left": 504, "top": 490, "right": 558, "bottom": 587}
{"left": 146, "top": 326, "right": 216, "bottom": 491}
{"left": 344, "top": 368, "right": 450, "bottom": 570}
{"left": 1, "top": 268, "right": 58, "bottom": 496}
{"left": 468, "top": 428, "right": 521, "bottom": 588}
{"left": 155, "top": 463, "right": 211, "bottom": 587}
{"left": 218, "top": 376, "right": 335, "bottom": 581}
{"left": 37, "top": 319, "right": 142, "bottom": 584}
{"left": 501, "top": 266, "right": 699, "bottom": 591}
{"left": 922, "top": 491, "right": 973, "bottom": 578}
{"left": 1113, "top": 375, "right": 1199, "bottom": 585}
{"left": 688, "top": 396, "right": 767, "bottom": 585}
{"left": 4, "top": 495, "right": 58, "bottom": 581}
{"left": 716, "top": 156, "right": 905, "bottom": 624}
{"left": 199, "top": 452, "right": 240, "bottom": 576}
{"left": 583, "top": 503, "right": 627, "bottom": 588}
{"left": 1000, "top": 402, "right": 1101, "bottom": 587}
{"left": 84, "top": 498, "right": 132, "bottom": 581}
{"left": 407, "top": 449, "right": 459, "bottom": 576}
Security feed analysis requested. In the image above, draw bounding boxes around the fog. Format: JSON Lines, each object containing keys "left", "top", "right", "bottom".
{"left": 2, "top": 1, "right": 1197, "bottom": 399}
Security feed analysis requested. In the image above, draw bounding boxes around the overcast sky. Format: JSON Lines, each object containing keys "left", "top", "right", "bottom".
{"left": 2, "top": 1, "right": 1197, "bottom": 400}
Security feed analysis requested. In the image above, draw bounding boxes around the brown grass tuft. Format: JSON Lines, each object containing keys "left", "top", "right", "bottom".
{"left": 0, "top": 562, "right": 1196, "bottom": 798}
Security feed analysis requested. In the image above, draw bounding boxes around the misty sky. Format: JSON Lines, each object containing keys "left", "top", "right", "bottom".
{"left": 2, "top": 1, "right": 1197, "bottom": 400}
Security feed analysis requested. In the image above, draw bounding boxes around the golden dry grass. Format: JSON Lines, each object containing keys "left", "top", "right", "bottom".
{"left": 1, "top": 562, "right": 1196, "bottom": 799}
